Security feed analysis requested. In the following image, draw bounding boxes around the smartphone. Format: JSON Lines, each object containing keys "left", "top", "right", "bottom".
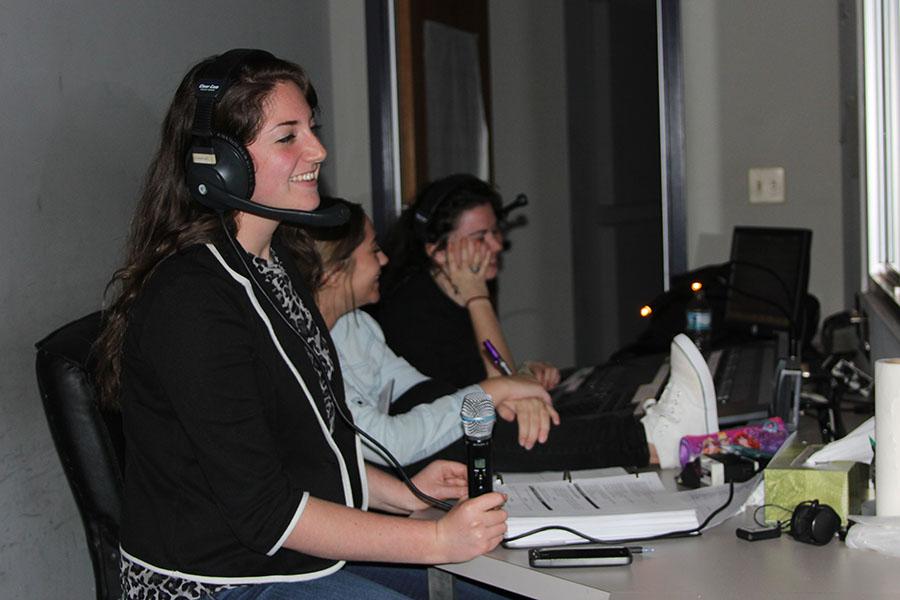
{"left": 528, "top": 545, "right": 633, "bottom": 568}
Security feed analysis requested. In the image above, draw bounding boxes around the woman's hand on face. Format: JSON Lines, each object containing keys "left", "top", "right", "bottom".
{"left": 408, "top": 460, "right": 469, "bottom": 511}
{"left": 523, "top": 361, "right": 561, "bottom": 390}
{"left": 434, "top": 492, "right": 508, "bottom": 563}
{"left": 441, "top": 237, "right": 490, "bottom": 303}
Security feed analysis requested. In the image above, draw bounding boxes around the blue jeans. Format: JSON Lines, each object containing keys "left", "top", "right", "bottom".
{"left": 214, "top": 565, "right": 516, "bottom": 599}
{"left": 214, "top": 570, "right": 411, "bottom": 600}
{"left": 345, "top": 563, "right": 515, "bottom": 599}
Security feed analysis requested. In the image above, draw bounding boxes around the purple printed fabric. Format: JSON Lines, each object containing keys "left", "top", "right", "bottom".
{"left": 678, "top": 417, "right": 789, "bottom": 467}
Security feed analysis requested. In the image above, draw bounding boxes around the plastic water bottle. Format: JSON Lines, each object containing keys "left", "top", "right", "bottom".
{"left": 686, "top": 283, "right": 712, "bottom": 354}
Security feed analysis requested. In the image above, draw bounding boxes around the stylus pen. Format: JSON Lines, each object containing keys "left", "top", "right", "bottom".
{"left": 483, "top": 339, "right": 514, "bottom": 376}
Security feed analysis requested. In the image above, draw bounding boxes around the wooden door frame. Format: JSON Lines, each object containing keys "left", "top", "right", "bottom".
{"left": 366, "top": 0, "right": 686, "bottom": 279}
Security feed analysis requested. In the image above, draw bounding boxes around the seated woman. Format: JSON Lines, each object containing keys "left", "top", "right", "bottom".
{"left": 289, "top": 202, "right": 560, "bottom": 473}
{"left": 377, "top": 174, "right": 560, "bottom": 390}
{"left": 294, "top": 200, "right": 686, "bottom": 474}
{"left": 96, "top": 49, "right": 512, "bottom": 600}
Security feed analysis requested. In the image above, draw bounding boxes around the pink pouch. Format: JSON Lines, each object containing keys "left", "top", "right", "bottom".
{"left": 678, "top": 417, "right": 789, "bottom": 467}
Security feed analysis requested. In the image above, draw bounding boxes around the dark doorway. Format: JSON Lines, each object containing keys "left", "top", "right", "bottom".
{"left": 566, "top": 0, "right": 670, "bottom": 364}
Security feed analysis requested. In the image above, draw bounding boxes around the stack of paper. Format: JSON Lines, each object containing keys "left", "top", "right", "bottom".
{"left": 499, "top": 471, "right": 700, "bottom": 547}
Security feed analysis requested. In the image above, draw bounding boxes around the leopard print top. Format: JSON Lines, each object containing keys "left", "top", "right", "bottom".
{"left": 121, "top": 553, "right": 237, "bottom": 599}
{"left": 250, "top": 248, "right": 336, "bottom": 432}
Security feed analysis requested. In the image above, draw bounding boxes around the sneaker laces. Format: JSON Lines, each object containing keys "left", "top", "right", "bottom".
{"left": 647, "top": 387, "right": 685, "bottom": 424}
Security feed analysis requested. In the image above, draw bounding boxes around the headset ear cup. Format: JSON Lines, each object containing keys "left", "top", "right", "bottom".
{"left": 809, "top": 504, "right": 840, "bottom": 544}
{"left": 209, "top": 133, "right": 255, "bottom": 200}
{"left": 790, "top": 504, "right": 815, "bottom": 544}
{"left": 186, "top": 133, "right": 255, "bottom": 211}
{"left": 790, "top": 501, "right": 840, "bottom": 545}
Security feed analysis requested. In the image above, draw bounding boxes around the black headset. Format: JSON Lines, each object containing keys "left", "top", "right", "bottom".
{"left": 789, "top": 500, "right": 841, "bottom": 545}
{"left": 185, "top": 48, "right": 349, "bottom": 227}
{"left": 412, "top": 174, "right": 500, "bottom": 243}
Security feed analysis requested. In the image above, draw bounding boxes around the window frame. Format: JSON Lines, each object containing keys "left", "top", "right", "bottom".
{"left": 863, "top": 0, "right": 900, "bottom": 305}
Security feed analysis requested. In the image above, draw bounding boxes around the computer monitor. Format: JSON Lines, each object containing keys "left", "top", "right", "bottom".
{"left": 723, "top": 226, "right": 812, "bottom": 334}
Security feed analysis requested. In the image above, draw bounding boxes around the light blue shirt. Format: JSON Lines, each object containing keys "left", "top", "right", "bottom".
{"left": 331, "top": 310, "right": 483, "bottom": 465}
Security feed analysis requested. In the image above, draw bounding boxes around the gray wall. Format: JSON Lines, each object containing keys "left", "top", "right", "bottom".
{"left": 487, "top": 0, "right": 846, "bottom": 367}
{"left": 0, "top": 1, "right": 368, "bottom": 597}
{"left": 682, "top": 0, "right": 845, "bottom": 319}
{"left": 0, "top": 0, "right": 850, "bottom": 596}
{"left": 488, "top": 0, "right": 576, "bottom": 369}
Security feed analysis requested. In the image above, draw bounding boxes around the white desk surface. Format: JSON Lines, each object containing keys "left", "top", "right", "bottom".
{"left": 433, "top": 486, "right": 899, "bottom": 599}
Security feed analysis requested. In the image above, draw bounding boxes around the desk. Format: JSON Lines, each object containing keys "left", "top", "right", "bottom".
{"left": 433, "top": 508, "right": 899, "bottom": 599}
{"left": 427, "top": 458, "right": 895, "bottom": 600}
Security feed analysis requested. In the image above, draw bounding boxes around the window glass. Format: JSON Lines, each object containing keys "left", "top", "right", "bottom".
{"left": 864, "top": 0, "right": 900, "bottom": 301}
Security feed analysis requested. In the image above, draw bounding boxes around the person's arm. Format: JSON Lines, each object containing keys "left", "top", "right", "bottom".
{"left": 282, "top": 489, "right": 507, "bottom": 564}
{"left": 285, "top": 460, "right": 506, "bottom": 564}
{"left": 286, "top": 461, "right": 501, "bottom": 564}
{"left": 436, "top": 237, "right": 515, "bottom": 377}
{"left": 522, "top": 360, "right": 562, "bottom": 390}
{"left": 345, "top": 380, "right": 474, "bottom": 465}
{"left": 480, "top": 375, "right": 559, "bottom": 448}
{"left": 364, "top": 460, "right": 467, "bottom": 514}
{"left": 333, "top": 312, "right": 475, "bottom": 464}
{"left": 335, "top": 312, "right": 558, "bottom": 460}
{"left": 467, "top": 297, "right": 514, "bottom": 377}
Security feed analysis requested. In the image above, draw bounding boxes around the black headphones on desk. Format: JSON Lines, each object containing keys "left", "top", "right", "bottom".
{"left": 185, "top": 48, "right": 348, "bottom": 227}
{"left": 789, "top": 500, "right": 842, "bottom": 545}
{"left": 741, "top": 499, "right": 844, "bottom": 545}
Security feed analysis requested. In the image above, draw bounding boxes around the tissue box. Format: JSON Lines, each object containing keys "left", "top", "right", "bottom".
{"left": 764, "top": 435, "right": 869, "bottom": 525}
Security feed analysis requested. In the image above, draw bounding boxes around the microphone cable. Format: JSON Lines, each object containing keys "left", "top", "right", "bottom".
{"left": 219, "top": 215, "right": 453, "bottom": 512}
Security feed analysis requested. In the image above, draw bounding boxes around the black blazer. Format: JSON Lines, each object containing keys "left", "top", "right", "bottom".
{"left": 119, "top": 239, "right": 365, "bottom": 582}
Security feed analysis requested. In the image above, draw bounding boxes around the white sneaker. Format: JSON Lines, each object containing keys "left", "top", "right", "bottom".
{"left": 641, "top": 334, "right": 718, "bottom": 468}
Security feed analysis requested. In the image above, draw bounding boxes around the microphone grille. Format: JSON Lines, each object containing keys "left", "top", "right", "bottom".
{"left": 460, "top": 392, "right": 495, "bottom": 440}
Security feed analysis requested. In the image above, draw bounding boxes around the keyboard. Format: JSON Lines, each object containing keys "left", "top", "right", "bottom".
{"left": 707, "top": 339, "right": 776, "bottom": 424}
{"left": 552, "top": 355, "right": 665, "bottom": 416}
{"left": 550, "top": 339, "right": 776, "bottom": 426}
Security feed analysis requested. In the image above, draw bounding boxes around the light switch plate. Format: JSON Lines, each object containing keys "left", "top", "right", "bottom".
{"left": 749, "top": 167, "right": 785, "bottom": 204}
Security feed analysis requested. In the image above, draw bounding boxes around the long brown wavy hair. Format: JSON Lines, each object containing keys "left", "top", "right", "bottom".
{"left": 95, "top": 51, "right": 318, "bottom": 408}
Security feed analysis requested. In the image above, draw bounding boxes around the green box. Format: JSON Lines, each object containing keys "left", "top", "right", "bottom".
{"left": 764, "top": 434, "right": 869, "bottom": 525}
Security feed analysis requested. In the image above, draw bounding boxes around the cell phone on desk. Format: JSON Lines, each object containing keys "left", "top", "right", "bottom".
{"left": 528, "top": 545, "right": 633, "bottom": 568}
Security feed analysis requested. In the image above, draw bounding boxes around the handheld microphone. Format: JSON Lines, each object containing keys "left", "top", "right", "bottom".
{"left": 460, "top": 392, "right": 496, "bottom": 498}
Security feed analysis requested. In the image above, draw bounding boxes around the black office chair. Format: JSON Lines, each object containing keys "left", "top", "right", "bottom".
{"left": 35, "top": 312, "right": 125, "bottom": 600}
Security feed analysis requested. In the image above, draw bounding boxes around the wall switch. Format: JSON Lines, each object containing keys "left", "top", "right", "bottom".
{"left": 748, "top": 167, "right": 785, "bottom": 204}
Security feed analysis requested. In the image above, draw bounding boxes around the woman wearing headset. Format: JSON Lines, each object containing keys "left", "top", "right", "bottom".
{"left": 378, "top": 174, "right": 560, "bottom": 390}
{"left": 96, "top": 50, "right": 510, "bottom": 600}
{"left": 375, "top": 175, "right": 655, "bottom": 471}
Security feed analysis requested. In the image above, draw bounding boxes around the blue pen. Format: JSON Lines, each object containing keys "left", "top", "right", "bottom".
{"left": 483, "top": 339, "right": 514, "bottom": 376}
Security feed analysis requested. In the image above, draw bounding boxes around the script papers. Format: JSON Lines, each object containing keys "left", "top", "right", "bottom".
{"left": 500, "top": 471, "right": 698, "bottom": 546}
{"left": 499, "top": 469, "right": 762, "bottom": 547}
